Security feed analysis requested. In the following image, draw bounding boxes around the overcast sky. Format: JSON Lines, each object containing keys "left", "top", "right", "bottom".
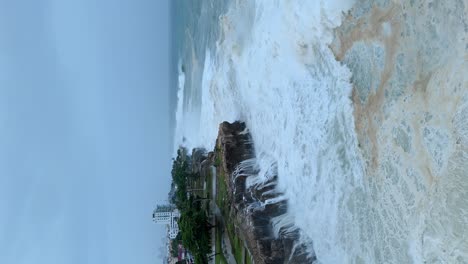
{"left": 0, "top": 0, "right": 171, "bottom": 263}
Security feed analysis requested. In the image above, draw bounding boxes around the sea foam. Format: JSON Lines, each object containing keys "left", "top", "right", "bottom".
{"left": 176, "top": 0, "right": 361, "bottom": 262}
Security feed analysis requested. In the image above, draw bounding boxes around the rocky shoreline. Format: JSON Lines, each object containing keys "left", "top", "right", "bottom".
{"left": 196, "top": 121, "right": 314, "bottom": 264}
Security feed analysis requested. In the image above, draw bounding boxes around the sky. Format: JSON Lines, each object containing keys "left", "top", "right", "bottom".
{"left": 0, "top": 0, "right": 172, "bottom": 263}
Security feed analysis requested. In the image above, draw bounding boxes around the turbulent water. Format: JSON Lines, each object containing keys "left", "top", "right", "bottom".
{"left": 173, "top": 0, "right": 468, "bottom": 263}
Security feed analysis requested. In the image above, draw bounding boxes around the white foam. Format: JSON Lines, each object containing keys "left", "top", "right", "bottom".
{"left": 174, "top": 0, "right": 362, "bottom": 262}
{"left": 174, "top": 0, "right": 468, "bottom": 263}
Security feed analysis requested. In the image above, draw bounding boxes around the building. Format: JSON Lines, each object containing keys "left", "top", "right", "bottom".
{"left": 153, "top": 204, "right": 180, "bottom": 239}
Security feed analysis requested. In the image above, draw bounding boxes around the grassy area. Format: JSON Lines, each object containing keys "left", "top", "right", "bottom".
{"left": 214, "top": 148, "right": 254, "bottom": 264}
{"left": 232, "top": 234, "right": 243, "bottom": 264}
{"left": 215, "top": 166, "right": 245, "bottom": 263}
{"left": 214, "top": 159, "right": 228, "bottom": 264}
{"left": 222, "top": 210, "right": 248, "bottom": 264}
{"left": 216, "top": 170, "right": 229, "bottom": 217}
{"left": 245, "top": 249, "right": 253, "bottom": 264}
{"left": 215, "top": 224, "right": 228, "bottom": 264}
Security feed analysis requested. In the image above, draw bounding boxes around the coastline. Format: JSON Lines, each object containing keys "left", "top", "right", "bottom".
{"left": 171, "top": 0, "right": 468, "bottom": 262}
{"left": 194, "top": 121, "right": 313, "bottom": 264}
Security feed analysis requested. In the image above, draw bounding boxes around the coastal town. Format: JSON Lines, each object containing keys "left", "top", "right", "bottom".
{"left": 155, "top": 122, "right": 314, "bottom": 264}
{"left": 153, "top": 143, "right": 232, "bottom": 264}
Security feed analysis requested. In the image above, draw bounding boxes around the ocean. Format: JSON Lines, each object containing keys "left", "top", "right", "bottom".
{"left": 171, "top": 0, "right": 468, "bottom": 263}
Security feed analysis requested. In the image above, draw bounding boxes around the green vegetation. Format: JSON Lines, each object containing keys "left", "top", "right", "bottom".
{"left": 245, "top": 253, "right": 253, "bottom": 264}
{"left": 214, "top": 148, "right": 254, "bottom": 264}
{"left": 216, "top": 174, "right": 228, "bottom": 217}
{"left": 215, "top": 223, "right": 228, "bottom": 264}
{"left": 171, "top": 148, "right": 213, "bottom": 264}
{"left": 171, "top": 233, "right": 181, "bottom": 257}
{"left": 178, "top": 198, "right": 213, "bottom": 264}
{"left": 214, "top": 155, "right": 222, "bottom": 167}
{"left": 230, "top": 230, "right": 244, "bottom": 264}
{"left": 169, "top": 146, "right": 254, "bottom": 264}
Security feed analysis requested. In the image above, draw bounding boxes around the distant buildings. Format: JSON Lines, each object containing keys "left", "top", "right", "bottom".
{"left": 153, "top": 204, "right": 180, "bottom": 239}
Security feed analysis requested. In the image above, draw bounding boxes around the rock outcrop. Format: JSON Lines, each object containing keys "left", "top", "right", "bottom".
{"left": 215, "top": 121, "right": 314, "bottom": 264}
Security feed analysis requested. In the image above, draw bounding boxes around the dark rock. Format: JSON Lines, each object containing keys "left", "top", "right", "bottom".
{"left": 190, "top": 148, "right": 208, "bottom": 175}
{"left": 216, "top": 121, "right": 315, "bottom": 264}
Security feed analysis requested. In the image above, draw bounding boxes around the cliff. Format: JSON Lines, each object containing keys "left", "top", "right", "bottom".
{"left": 214, "top": 121, "right": 314, "bottom": 264}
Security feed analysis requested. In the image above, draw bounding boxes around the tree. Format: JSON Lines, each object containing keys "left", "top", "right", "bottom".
{"left": 170, "top": 147, "right": 213, "bottom": 263}
{"left": 171, "top": 235, "right": 180, "bottom": 258}
{"left": 171, "top": 148, "right": 190, "bottom": 208}
{"left": 177, "top": 196, "right": 213, "bottom": 263}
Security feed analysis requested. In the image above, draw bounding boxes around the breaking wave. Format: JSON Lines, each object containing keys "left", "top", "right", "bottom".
{"left": 173, "top": 0, "right": 468, "bottom": 263}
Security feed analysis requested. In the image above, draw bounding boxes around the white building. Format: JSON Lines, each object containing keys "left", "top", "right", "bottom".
{"left": 153, "top": 204, "right": 180, "bottom": 239}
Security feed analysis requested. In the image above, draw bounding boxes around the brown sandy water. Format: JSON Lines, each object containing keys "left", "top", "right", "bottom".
{"left": 331, "top": 0, "right": 468, "bottom": 262}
